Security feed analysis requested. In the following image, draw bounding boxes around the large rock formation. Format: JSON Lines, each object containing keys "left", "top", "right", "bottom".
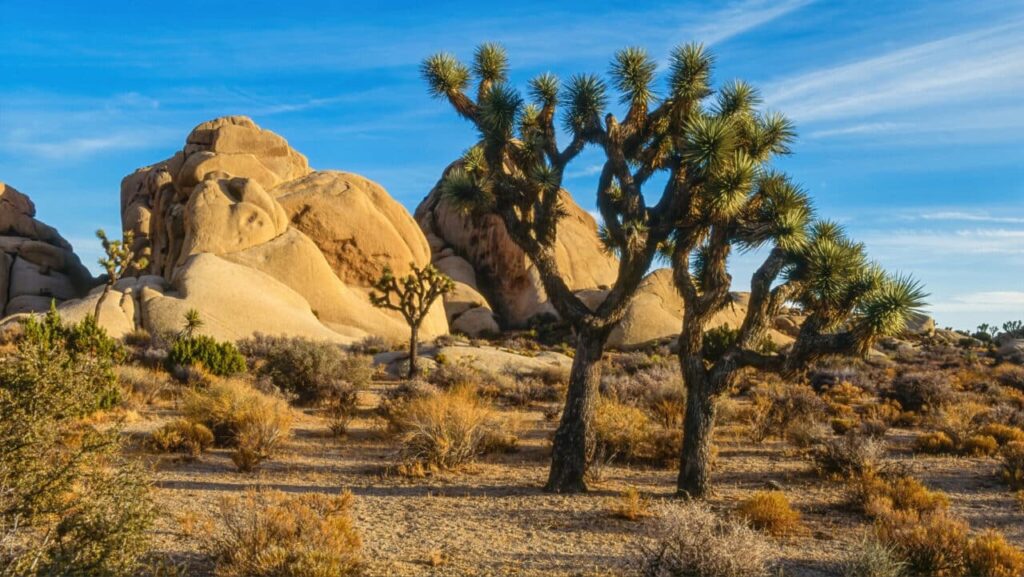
{"left": 415, "top": 166, "right": 618, "bottom": 335}
{"left": 0, "top": 182, "right": 94, "bottom": 316}
{"left": 62, "top": 116, "right": 447, "bottom": 342}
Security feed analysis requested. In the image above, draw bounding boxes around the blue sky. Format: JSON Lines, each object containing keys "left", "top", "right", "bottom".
{"left": 1, "top": 0, "right": 1021, "bottom": 330}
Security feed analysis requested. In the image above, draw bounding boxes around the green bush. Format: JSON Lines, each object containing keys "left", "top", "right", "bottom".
{"left": 239, "top": 335, "right": 373, "bottom": 405}
{"left": 168, "top": 335, "right": 246, "bottom": 377}
{"left": 1, "top": 318, "right": 153, "bottom": 576}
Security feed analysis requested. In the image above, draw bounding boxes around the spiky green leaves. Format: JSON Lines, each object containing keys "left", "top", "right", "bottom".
{"left": 669, "top": 43, "right": 713, "bottom": 103}
{"left": 703, "top": 150, "right": 756, "bottom": 219}
{"left": 422, "top": 53, "right": 471, "bottom": 98}
{"left": 853, "top": 274, "right": 929, "bottom": 349}
{"left": 611, "top": 47, "right": 657, "bottom": 107}
{"left": 682, "top": 115, "right": 736, "bottom": 174}
{"left": 716, "top": 80, "right": 762, "bottom": 118}
{"left": 740, "top": 172, "right": 813, "bottom": 251}
{"left": 529, "top": 72, "right": 559, "bottom": 106}
{"left": 478, "top": 83, "right": 522, "bottom": 140}
{"left": 473, "top": 42, "right": 509, "bottom": 84}
{"left": 440, "top": 147, "right": 494, "bottom": 212}
{"left": 563, "top": 74, "right": 607, "bottom": 135}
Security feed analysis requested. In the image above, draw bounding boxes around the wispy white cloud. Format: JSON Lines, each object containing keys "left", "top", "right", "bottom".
{"left": 690, "top": 0, "right": 814, "bottom": 46}
{"left": 861, "top": 228, "right": 1024, "bottom": 261}
{"left": 920, "top": 212, "right": 1024, "bottom": 225}
{"left": 565, "top": 164, "right": 604, "bottom": 179}
{"left": 930, "top": 291, "right": 1024, "bottom": 314}
{"left": 764, "top": 19, "right": 1024, "bottom": 124}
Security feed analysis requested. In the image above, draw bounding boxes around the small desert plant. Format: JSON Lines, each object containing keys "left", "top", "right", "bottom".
{"left": 961, "top": 434, "right": 999, "bottom": 457}
{"left": 999, "top": 440, "right": 1024, "bottom": 489}
{"left": 638, "top": 502, "right": 773, "bottom": 577}
{"left": 609, "top": 487, "right": 651, "bottom": 521}
{"left": 94, "top": 228, "right": 147, "bottom": 322}
{"left": 838, "top": 534, "right": 908, "bottom": 577}
{"left": 592, "top": 397, "right": 655, "bottom": 465}
{"left": 387, "top": 386, "right": 496, "bottom": 469}
{"left": 994, "top": 364, "right": 1024, "bottom": 390}
{"left": 874, "top": 510, "right": 969, "bottom": 577}
{"left": 168, "top": 334, "right": 246, "bottom": 377}
{"left": 884, "top": 371, "right": 954, "bottom": 413}
{"left": 369, "top": 264, "right": 454, "bottom": 379}
{"left": 183, "top": 379, "right": 293, "bottom": 471}
{"left": 746, "top": 381, "right": 826, "bottom": 443}
{"left": 1017, "top": 490, "right": 1024, "bottom": 512}
{"left": 913, "top": 431, "right": 956, "bottom": 455}
{"left": 148, "top": 419, "right": 214, "bottom": 458}
{"left": 964, "top": 529, "right": 1024, "bottom": 577}
{"left": 977, "top": 423, "right": 1024, "bottom": 446}
{"left": 240, "top": 335, "right": 374, "bottom": 405}
{"left": 208, "top": 489, "right": 361, "bottom": 577}
{"left": 813, "top": 431, "right": 885, "bottom": 477}
{"left": 736, "top": 491, "right": 802, "bottom": 536}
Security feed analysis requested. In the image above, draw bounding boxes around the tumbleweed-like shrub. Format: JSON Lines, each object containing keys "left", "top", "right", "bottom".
{"left": 736, "top": 491, "right": 801, "bottom": 536}
{"left": 148, "top": 419, "right": 215, "bottom": 458}
{"left": 208, "top": 489, "right": 362, "bottom": 577}
{"left": 387, "top": 386, "right": 496, "bottom": 469}
{"left": 964, "top": 529, "right": 1024, "bottom": 577}
{"left": 638, "top": 502, "right": 773, "bottom": 577}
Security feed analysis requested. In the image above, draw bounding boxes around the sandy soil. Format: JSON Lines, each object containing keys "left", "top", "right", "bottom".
{"left": 128, "top": 384, "right": 1024, "bottom": 577}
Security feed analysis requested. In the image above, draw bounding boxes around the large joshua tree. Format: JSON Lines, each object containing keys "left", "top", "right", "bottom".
{"left": 661, "top": 84, "right": 928, "bottom": 497}
{"left": 422, "top": 42, "right": 790, "bottom": 492}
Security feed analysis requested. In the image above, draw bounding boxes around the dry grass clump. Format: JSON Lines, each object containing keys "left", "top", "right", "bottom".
{"left": 208, "top": 489, "right": 361, "bottom": 577}
{"left": 591, "top": 397, "right": 680, "bottom": 468}
{"left": 746, "top": 381, "right": 827, "bottom": 444}
{"left": 608, "top": 487, "right": 652, "bottom": 521}
{"left": 1017, "top": 490, "right": 1024, "bottom": 513}
{"left": 994, "top": 363, "right": 1024, "bottom": 390}
{"left": 736, "top": 491, "right": 801, "bottom": 536}
{"left": 913, "top": 431, "right": 956, "bottom": 454}
{"left": 638, "top": 502, "right": 773, "bottom": 577}
{"left": 183, "top": 379, "right": 294, "bottom": 472}
{"left": 874, "top": 510, "right": 969, "bottom": 577}
{"left": 1000, "top": 440, "right": 1024, "bottom": 488}
{"left": 812, "top": 431, "right": 885, "bottom": 477}
{"left": 961, "top": 434, "right": 999, "bottom": 457}
{"left": 852, "top": 474, "right": 949, "bottom": 519}
{"left": 963, "top": 529, "right": 1024, "bottom": 577}
{"left": 837, "top": 535, "right": 908, "bottom": 577}
{"left": 117, "top": 364, "right": 175, "bottom": 406}
{"left": 386, "top": 385, "right": 505, "bottom": 470}
{"left": 977, "top": 423, "right": 1024, "bottom": 445}
{"left": 148, "top": 419, "right": 214, "bottom": 458}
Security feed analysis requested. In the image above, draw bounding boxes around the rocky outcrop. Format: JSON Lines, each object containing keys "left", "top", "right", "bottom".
{"left": 0, "top": 182, "right": 94, "bottom": 316}
{"left": 415, "top": 164, "right": 618, "bottom": 332}
{"left": 104, "top": 116, "right": 446, "bottom": 342}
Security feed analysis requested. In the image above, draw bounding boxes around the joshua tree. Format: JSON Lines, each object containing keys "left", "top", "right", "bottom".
{"left": 654, "top": 68, "right": 928, "bottom": 496}
{"left": 94, "top": 229, "right": 147, "bottom": 323}
{"left": 370, "top": 264, "right": 454, "bottom": 379}
{"left": 423, "top": 42, "right": 781, "bottom": 492}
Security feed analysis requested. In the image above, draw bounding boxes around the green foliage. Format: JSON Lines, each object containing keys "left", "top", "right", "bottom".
{"left": 369, "top": 264, "right": 455, "bottom": 329}
{"left": 239, "top": 335, "right": 374, "bottom": 406}
{"left": 703, "top": 324, "right": 740, "bottom": 362}
{"left": 1, "top": 315, "right": 153, "bottom": 576}
{"left": 168, "top": 335, "right": 246, "bottom": 377}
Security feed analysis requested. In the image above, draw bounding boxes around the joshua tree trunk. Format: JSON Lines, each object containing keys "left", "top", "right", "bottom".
{"left": 407, "top": 324, "right": 420, "bottom": 380}
{"left": 93, "top": 285, "right": 111, "bottom": 324}
{"left": 545, "top": 325, "right": 610, "bottom": 493}
{"left": 677, "top": 371, "right": 717, "bottom": 498}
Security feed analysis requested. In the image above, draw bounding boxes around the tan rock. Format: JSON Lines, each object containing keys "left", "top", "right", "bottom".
{"left": 416, "top": 167, "right": 617, "bottom": 327}
{"left": 276, "top": 171, "right": 432, "bottom": 285}
{"left": 0, "top": 251, "right": 10, "bottom": 313}
{"left": 451, "top": 307, "right": 500, "bottom": 337}
{"left": 8, "top": 257, "right": 78, "bottom": 302}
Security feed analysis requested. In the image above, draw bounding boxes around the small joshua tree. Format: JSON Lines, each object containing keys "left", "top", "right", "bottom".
{"left": 370, "top": 264, "right": 454, "bottom": 379}
{"left": 94, "top": 229, "right": 147, "bottom": 323}
{"left": 180, "top": 308, "right": 204, "bottom": 339}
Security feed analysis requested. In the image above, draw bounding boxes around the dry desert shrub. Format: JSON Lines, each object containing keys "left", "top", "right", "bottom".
{"left": 208, "top": 489, "right": 361, "bottom": 577}
{"left": 1017, "top": 490, "right": 1024, "bottom": 513}
{"left": 977, "top": 423, "right": 1024, "bottom": 446}
{"left": 1000, "top": 440, "right": 1024, "bottom": 488}
{"left": 874, "top": 510, "right": 969, "bottom": 577}
{"left": 813, "top": 431, "right": 885, "bottom": 477}
{"left": 148, "top": 419, "right": 214, "bottom": 458}
{"left": 963, "top": 529, "right": 1024, "bottom": 577}
{"left": 609, "top": 487, "right": 652, "bottom": 521}
{"left": 183, "top": 379, "right": 294, "bottom": 472}
{"left": 736, "top": 491, "right": 802, "bottom": 536}
{"left": 746, "top": 381, "right": 826, "bottom": 444}
{"left": 913, "top": 431, "right": 956, "bottom": 455}
{"left": 387, "top": 385, "right": 500, "bottom": 470}
{"left": 961, "top": 434, "right": 999, "bottom": 457}
{"left": 883, "top": 370, "right": 954, "bottom": 413}
{"left": 837, "top": 534, "right": 908, "bottom": 577}
{"left": 117, "top": 364, "right": 175, "bottom": 406}
{"left": 591, "top": 397, "right": 681, "bottom": 468}
{"left": 239, "top": 335, "right": 374, "bottom": 406}
{"left": 638, "top": 502, "right": 773, "bottom": 577}
{"left": 994, "top": 363, "right": 1024, "bottom": 390}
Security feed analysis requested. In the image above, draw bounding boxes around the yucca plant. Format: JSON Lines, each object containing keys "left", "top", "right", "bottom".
{"left": 94, "top": 229, "right": 147, "bottom": 323}
{"left": 370, "top": 264, "right": 454, "bottom": 379}
{"left": 425, "top": 43, "right": 749, "bottom": 492}
{"left": 660, "top": 64, "right": 928, "bottom": 497}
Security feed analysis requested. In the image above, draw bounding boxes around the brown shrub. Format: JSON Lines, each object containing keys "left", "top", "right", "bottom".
{"left": 875, "top": 510, "right": 969, "bottom": 577}
{"left": 736, "top": 491, "right": 801, "bottom": 536}
{"left": 148, "top": 419, "right": 214, "bottom": 458}
{"left": 977, "top": 423, "right": 1024, "bottom": 446}
{"left": 961, "top": 434, "right": 999, "bottom": 457}
{"left": 387, "top": 386, "right": 497, "bottom": 469}
{"left": 849, "top": 472, "right": 948, "bottom": 519}
{"left": 609, "top": 487, "right": 651, "bottom": 521}
{"left": 913, "top": 431, "right": 955, "bottom": 455}
{"left": 837, "top": 534, "right": 908, "bottom": 577}
{"left": 994, "top": 364, "right": 1024, "bottom": 390}
{"left": 964, "top": 529, "right": 1024, "bottom": 577}
{"left": 208, "top": 489, "right": 361, "bottom": 577}
{"left": 591, "top": 398, "right": 681, "bottom": 467}
{"left": 813, "top": 432, "right": 885, "bottom": 477}
{"left": 885, "top": 371, "right": 954, "bottom": 412}
{"left": 1000, "top": 440, "right": 1024, "bottom": 489}
{"left": 639, "top": 502, "right": 773, "bottom": 577}
{"left": 747, "top": 382, "right": 827, "bottom": 443}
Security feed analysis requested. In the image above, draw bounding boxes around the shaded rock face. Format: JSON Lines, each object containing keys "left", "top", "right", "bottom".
{"left": 415, "top": 165, "right": 618, "bottom": 334}
{"left": 109, "top": 116, "right": 446, "bottom": 342}
{"left": 0, "top": 182, "right": 94, "bottom": 316}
